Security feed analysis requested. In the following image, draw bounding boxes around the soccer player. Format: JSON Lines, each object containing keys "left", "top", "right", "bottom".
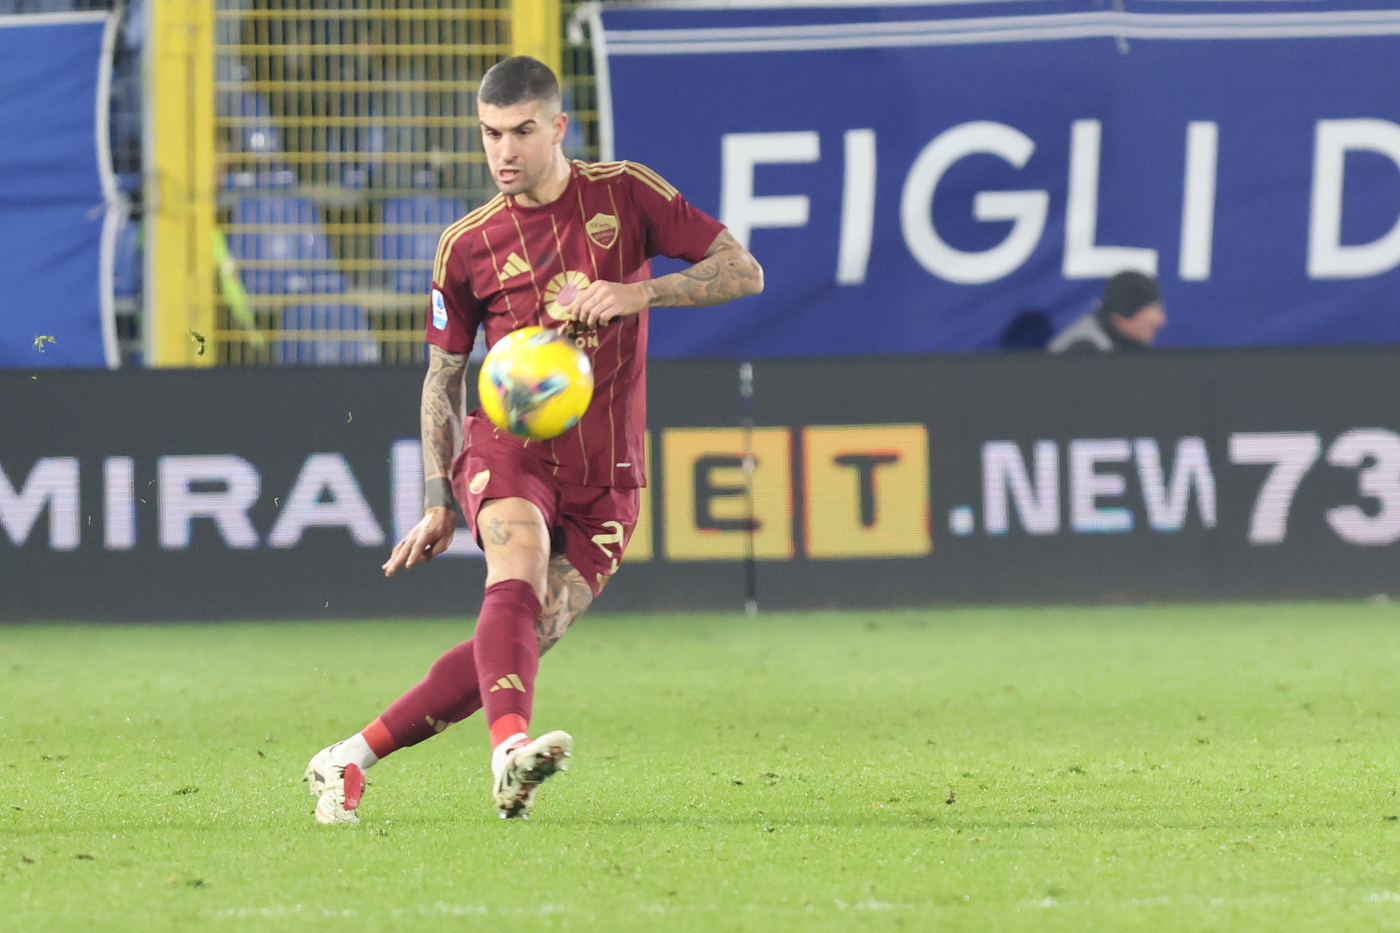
{"left": 304, "top": 57, "right": 763, "bottom": 822}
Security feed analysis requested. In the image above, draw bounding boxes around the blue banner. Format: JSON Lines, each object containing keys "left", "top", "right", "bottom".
{"left": 0, "top": 14, "right": 114, "bottom": 368}
{"left": 591, "top": 1, "right": 1400, "bottom": 356}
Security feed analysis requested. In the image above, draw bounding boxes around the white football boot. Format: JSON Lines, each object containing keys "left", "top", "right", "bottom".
{"left": 303, "top": 745, "right": 366, "bottom": 825}
{"left": 491, "top": 730, "right": 572, "bottom": 819}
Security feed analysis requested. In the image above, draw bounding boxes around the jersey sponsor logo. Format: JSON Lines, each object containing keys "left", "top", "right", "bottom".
{"left": 543, "top": 270, "right": 592, "bottom": 321}
{"left": 431, "top": 289, "right": 448, "bottom": 330}
{"left": 497, "top": 251, "right": 531, "bottom": 281}
{"left": 585, "top": 213, "right": 619, "bottom": 249}
{"left": 468, "top": 469, "right": 491, "bottom": 495}
{"left": 488, "top": 674, "right": 527, "bottom": 693}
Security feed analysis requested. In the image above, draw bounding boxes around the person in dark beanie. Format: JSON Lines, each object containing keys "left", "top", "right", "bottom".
{"left": 1048, "top": 270, "right": 1166, "bottom": 353}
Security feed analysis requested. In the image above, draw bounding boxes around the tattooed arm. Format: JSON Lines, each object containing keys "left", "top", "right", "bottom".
{"left": 420, "top": 345, "right": 467, "bottom": 511}
{"left": 569, "top": 230, "right": 764, "bottom": 327}
{"left": 640, "top": 230, "right": 764, "bottom": 309}
{"left": 383, "top": 345, "right": 467, "bottom": 577}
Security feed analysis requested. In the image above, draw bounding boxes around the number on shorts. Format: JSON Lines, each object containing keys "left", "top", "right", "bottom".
{"left": 591, "top": 520, "right": 625, "bottom": 575}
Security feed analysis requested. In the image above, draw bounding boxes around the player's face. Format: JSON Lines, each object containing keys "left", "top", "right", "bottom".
{"left": 1112, "top": 302, "right": 1167, "bottom": 345}
{"left": 479, "top": 98, "right": 568, "bottom": 197}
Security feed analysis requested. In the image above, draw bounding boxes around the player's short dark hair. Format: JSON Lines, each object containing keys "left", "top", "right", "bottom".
{"left": 478, "top": 56, "right": 561, "bottom": 109}
{"left": 1101, "top": 270, "right": 1161, "bottom": 319}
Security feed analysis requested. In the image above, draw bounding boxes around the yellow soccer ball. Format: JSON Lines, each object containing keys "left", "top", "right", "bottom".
{"left": 478, "top": 326, "right": 594, "bottom": 440}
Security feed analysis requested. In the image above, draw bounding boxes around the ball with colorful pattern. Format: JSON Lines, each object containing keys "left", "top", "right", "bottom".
{"left": 478, "top": 326, "right": 594, "bottom": 441}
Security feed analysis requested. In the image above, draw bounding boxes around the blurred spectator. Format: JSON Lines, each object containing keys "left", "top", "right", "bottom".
{"left": 1048, "top": 271, "right": 1166, "bottom": 354}
{"left": 999, "top": 309, "right": 1054, "bottom": 351}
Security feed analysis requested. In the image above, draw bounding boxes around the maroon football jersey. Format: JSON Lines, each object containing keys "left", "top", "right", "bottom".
{"left": 427, "top": 160, "right": 724, "bottom": 488}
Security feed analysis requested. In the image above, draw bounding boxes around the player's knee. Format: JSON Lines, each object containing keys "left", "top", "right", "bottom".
{"left": 484, "top": 542, "right": 549, "bottom": 599}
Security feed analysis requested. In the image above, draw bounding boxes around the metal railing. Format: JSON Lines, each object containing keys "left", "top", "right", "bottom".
{"left": 202, "top": 0, "right": 597, "bottom": 367}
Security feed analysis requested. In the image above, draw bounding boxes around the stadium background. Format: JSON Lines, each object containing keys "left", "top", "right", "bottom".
{"left": 10, "top": 8, "right": 1400, "bottom": 932}
{"left": 4, "top": 0, "right": 1400, "bottom": 619}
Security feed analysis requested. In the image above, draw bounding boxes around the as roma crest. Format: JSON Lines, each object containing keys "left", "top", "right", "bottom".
{"left": 585, "top": 213, "right": 619, "bottom": 249}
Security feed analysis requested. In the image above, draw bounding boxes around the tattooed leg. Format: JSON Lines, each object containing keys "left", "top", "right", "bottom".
{"left": 479, "top": 497, "right": 551, "bottom": 596}
{"left": 536, "top": 554, "right": 600, "bottom": 655}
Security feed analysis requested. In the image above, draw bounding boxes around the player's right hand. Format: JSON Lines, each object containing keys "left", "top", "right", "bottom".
{"left": 383, "top": 507, "right": 456, "bottom": 577}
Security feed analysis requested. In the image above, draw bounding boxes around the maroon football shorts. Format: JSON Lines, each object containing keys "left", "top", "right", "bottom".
{"left": 451, "top": 421, "right": 640, "bottom": 598}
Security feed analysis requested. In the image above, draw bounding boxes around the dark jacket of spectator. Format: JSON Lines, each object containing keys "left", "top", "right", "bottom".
{"left": 1048, "top": 271, "right": 1164, "bottom": 354}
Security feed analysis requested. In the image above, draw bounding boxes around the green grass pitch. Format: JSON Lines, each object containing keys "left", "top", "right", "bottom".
{"left": 5, "top": 603, "right": 1400, "bottom": 931}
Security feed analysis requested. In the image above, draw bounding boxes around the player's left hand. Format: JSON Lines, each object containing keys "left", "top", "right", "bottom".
{"left": 570, "top": 280, "right": 648, "bottom": 327}
{"left": 382, "top": 507, "right": 456, "bottom": 577}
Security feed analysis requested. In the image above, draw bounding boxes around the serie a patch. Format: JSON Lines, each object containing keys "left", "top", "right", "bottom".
{"left": 431, "top": 289, "right": 448, "bottom": 329}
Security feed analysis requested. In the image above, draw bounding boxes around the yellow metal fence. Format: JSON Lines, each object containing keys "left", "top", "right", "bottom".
{"left": 148, "top": 0, "right": 593, "bottom": 367}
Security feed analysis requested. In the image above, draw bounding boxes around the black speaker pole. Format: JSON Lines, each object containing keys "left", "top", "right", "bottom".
{"left": 739, "top": 360, "right": 757, "bottom": 617}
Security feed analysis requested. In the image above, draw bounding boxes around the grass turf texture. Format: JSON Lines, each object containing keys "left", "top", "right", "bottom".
{"left": 4, "top": 605, "right": 1400, "bottom": 931}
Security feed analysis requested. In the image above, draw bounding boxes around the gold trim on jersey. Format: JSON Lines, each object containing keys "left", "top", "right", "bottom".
{"left": 432, "top": 194, "right": 506, "bottom": 285}
{"left": 480, "top": 227, "right": 522, "bottom": 326}
{"left": 506, "top": 209, "right": 546, "bottom": 311}
{"left": 576, "top": 159, "right": 679, "bottom": 201}
{"left": 575, "top": 188, "right": 603, "bottom": 281}
{"left": 604, "top": 185, "right": 625, "bottom": 282}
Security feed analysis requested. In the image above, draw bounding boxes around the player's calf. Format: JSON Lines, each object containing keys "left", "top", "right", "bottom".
{"left": 536, "top": 554, "right": 594, "bottom": 654}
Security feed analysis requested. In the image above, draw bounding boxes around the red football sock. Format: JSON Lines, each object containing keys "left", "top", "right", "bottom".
{"left": 361, "top": 718, "right": 398, "bottom": 759}
{"left": 489, "top": 713, "right": 530, "bottom": 749}
{"left": 373, "top": 639, "right": 483, "bottom": 753}
{"left": 474, "top": 578, "right": 541, "bottom": 748}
